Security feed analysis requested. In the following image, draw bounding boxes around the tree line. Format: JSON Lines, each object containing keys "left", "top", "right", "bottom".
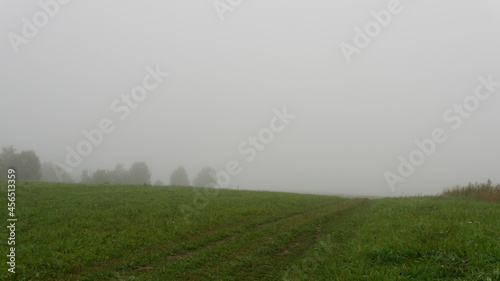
{"left": 0, "top": 146, "right": 218, "bottom": 188}
{"left": 80, "top": 164, "right": 217, "bottom": 187}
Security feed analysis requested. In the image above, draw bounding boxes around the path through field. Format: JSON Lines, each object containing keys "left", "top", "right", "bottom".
{"left": 2, "top": 182, "right": 499, "bottom": 280}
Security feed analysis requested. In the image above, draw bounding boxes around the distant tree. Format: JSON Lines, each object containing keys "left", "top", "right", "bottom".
{"left": 91, "top": 169, "right": 110, "bottom": 184}
{"left": 154, "top": 179, "right": 164, "bottom": 186}
{"left": 0, "top": 146, "right": 16, "bottom": 170}
{"left": 40, "top": 162, "right": 73, "bottom": 183}
{"left": 486, "top": 178, "right": 492, "bottom": 188}
{"left": 81, "top": 162, "right": 152, "bottom": 186}
{"left": 0, "top": 146, "right": 41, "bottom": 181}
{"left": 17, "top": 150, "right": 41, "bottom": 180}
{"left": 192, "top": 167, "right": 217, "bottom": 188}
{"left": 170, "top": 166, "right": 190, "bottom": 186}
{"left": 127, "top": 161, "right": 151, "bottom": 185}
{"left": 81, "top": 169, "right": 92, "bottom": 183}
{"left": 110, "top": 164, "right": 127, "bottom": 184}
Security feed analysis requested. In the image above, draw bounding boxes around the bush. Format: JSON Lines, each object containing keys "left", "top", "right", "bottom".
{"left": 442, "top": 179, "right": 500, "bottom": 202}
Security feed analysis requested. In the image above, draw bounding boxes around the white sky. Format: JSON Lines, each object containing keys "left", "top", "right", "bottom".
{"left": 1, "top": 0, "right": 500, "bottom": 196}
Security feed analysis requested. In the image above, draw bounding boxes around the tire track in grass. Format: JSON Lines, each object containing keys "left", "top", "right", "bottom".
{"left": 162, "top": 199, "right": 352, "bottom": 260}
{"left": 59, "top": 198, "right": 347, "bottom": 280}
{"left": 166, "top": 236, "right": 237, "bottom": 260}
{"left": 227, "top": 199, "right": 371, "bottom": 280}
{"left": 158, "top": 198, "right": 345, "bottom": 259}
{"left": 90, "top": 199, "right": 354, "bottom": 280}
{"left": 132, "top": 199, "right": 370, "bottom": 280}
{"left": 255, "top": 198, "right": 350, "bottom": 228}
{"left": 182, "top": 199, "right": 367, "bottom": 280}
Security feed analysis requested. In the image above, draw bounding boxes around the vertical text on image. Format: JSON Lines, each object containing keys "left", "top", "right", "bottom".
{"left": 6, "top": 169, "right": 17, "bottom": 274}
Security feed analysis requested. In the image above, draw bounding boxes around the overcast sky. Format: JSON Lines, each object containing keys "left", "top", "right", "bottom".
{"left": 1, "top": 0, "right": 499, "bottom": 196}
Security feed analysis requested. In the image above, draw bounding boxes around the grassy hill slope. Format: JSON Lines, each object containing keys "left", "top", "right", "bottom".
{"left": 0, "top": 182, "right": 498, "bottom": 280}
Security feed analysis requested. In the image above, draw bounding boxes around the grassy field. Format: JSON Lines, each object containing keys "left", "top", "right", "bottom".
{"left": 1, "top": 182, "right": 499, "bottom": 280}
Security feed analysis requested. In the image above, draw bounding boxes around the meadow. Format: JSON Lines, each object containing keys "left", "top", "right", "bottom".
{"left": 0, "top": 182, "right": 499, "bottom": 280}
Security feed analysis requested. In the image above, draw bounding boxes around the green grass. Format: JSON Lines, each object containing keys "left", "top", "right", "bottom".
{"left": 0, "top": 182, "right": 499, "bottom": 280}
{"left": 294, "top": 196, "right": 500, "bottom": 281}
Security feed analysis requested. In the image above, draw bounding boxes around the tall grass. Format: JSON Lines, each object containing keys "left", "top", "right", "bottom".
{"left": 443, "top": 179, "right": 500, "bottom": 202}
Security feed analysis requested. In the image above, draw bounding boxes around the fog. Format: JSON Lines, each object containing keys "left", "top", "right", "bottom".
{"left": 1, "top": 0, "right": 499, "bottom": 197}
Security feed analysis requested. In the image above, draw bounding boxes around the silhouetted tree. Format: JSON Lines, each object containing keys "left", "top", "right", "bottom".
{"left": 81, "top": 169, "right": 92, "bottom": 183}
{"left": 0, "top": 146, "right": 41, "bottom": 181}
{"left": 127, "top": 161, "right": 151, "bottom": 185}
{"left": 170, "top": 166, "right": 190, "bottom": 186}
{"left": 192, "top": 166, "right": 216, "bottom": 188}
{"left": 110, "top": 164, "right": 127, "bottom": 184}
{"left": 486, "top": 178, "right": 492, "bottom": 188}
{"left": 0, "top": 146, "right": 16, "bottom": 167}
{"left": 91, "top": 169, "right": 110, "bottom": 184}
{"left": 81, "top": 162, "right": 151, "bottom": 185}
